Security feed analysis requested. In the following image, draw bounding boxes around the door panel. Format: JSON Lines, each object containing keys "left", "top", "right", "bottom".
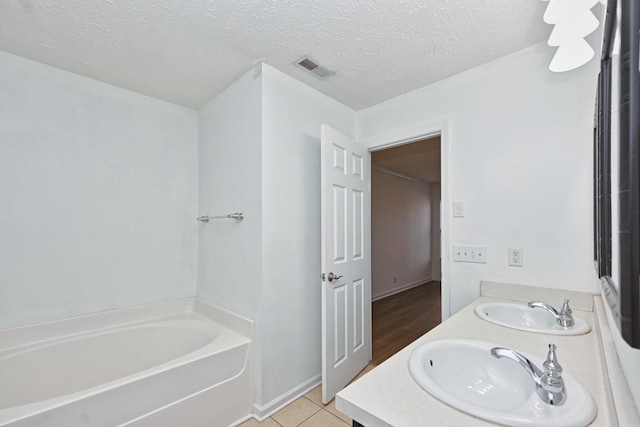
{"left": 333, "top": 184, "right": 347, "bottom": 262}
{"left": 333, "top": 284, "right": 347, "bottom": 366}
{"left": 352, "top": 189, "right": 364, "bottom": 259}
{"left": 353, "top": 279, "right": 364, "bottom": 351}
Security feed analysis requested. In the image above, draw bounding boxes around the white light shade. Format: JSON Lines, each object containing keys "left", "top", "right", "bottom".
{"left": 549, "top": 38, "right": 595, "bottom": 72}
{"left": 547, "top": 10, "right": 599, "bottom": 46}
{"left": 544, "top": 0, "right": 598, "bottom": 24}
{"left": 542, "top": 0, "right": 600, "bottom": 72}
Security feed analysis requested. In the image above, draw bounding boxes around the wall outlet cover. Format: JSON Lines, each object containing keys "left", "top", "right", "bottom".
{"left": 509, "top": 248, "right": 524, "bottom": 267}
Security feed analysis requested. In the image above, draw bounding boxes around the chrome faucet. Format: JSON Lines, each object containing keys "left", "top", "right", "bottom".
{"left": 528, "top": 299, "right": 575, "bottom": 328}
{"left": 491, "top": 344, "right": 566, "bottom": 406}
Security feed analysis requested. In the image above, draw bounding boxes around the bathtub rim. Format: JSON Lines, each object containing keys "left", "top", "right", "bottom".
{"left": 0, "top": 297, "right": 253, "bottom": 353}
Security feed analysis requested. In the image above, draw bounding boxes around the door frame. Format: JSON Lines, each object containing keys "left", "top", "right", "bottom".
{"left": 361, "top": 118, "right": 452, "bottom": 321}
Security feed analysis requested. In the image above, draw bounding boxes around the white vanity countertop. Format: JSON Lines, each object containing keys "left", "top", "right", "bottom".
{"left": 336, "top": 295, "right": 613, "bottom": 427}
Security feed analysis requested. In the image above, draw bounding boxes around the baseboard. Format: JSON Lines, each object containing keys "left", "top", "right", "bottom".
{"left": 251, "top": 374, "right": 322, "bottom": 421}
{"left": 371, "top": 278, "right": 434, "bottom": 302}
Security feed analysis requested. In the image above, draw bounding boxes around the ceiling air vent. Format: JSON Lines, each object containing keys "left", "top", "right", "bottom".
{"left": 294, "top": 56, "right": 335, "bottom": 79}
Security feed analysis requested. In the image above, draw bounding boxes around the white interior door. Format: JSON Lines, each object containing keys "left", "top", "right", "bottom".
{"left": 321, "top": 124, "right": 371, "bottom": 404}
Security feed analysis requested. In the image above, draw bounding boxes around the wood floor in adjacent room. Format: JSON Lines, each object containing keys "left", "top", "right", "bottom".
{"left": 371, "top": 280, "right": 441, "bottom": 366}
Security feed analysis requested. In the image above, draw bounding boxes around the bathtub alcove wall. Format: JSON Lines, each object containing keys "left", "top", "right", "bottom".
{"left": 0, "top": 50, "right": 199, "bottom": 330}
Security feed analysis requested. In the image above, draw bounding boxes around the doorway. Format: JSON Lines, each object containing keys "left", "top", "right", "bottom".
{"left": 370, "top": 135, "right": 442, "bottom": 364}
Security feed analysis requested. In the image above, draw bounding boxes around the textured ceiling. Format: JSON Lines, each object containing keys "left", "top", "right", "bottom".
{"left": 0, "top": 1, "right": 550, "bottom": 110}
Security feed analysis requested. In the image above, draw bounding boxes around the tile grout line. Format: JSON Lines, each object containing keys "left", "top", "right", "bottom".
{"left": 294, "top": 396, "right": 323, "bottom": 426}
{"left": 306, "top": 395, "right": 351, "bottom": 426}
{"left": 292, "top": 407, "right": 349, "bottom": 427}
{"left": 324, "top": 408, "right": 351, "bottom": 425}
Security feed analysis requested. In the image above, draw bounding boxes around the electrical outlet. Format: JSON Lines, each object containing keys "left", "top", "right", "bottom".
{"left": 509, "top": 248, "right": 523, "bottom": 267}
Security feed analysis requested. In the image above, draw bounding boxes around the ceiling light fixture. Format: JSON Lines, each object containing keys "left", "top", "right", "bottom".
{"left": 294, "top": 56, "right": 336, "bottom": 79}
{"left": 541, "top": 0, "right": 600, "bottom": 72}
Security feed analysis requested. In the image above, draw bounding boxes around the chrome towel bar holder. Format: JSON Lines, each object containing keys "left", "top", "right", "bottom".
{"left": 197, "top": 212, "right": 244, "bottom": 223}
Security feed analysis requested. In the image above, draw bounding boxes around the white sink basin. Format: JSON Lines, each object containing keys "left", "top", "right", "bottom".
{"left": 408, "top": 339, "right": 597, "bottom": 427}
{"left": 475, "top": 302, "right": 591, "bottom": 335}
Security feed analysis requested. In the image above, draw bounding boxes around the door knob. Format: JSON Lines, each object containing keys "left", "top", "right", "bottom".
{"left": 327, "top": 272, "right": 343, "bottom": 282}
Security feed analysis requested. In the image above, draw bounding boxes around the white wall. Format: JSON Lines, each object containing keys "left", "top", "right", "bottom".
{"left": 260, "top": 64, "right": 356, "bottom": 409}
{"left": 357, "top": 43, "right": 600, "bottom": 314}
{"left": 371, "top": 169, "right": 432, "bottom": 300}
{"left": 0, "top": 51, "right": 198, "bottom": 329}
{"left": 196, "top": 65, "right": 263, "bottom": 321}
{"left": 196, "top": 65, "right": 262, "bottom": 412}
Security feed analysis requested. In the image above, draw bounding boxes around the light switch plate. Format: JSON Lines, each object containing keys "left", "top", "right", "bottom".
{"left": 453, "top": 201, "right": 464, "bottom": 217}
{"left": 453, "top": 245, "right": 487, "bottom": 263}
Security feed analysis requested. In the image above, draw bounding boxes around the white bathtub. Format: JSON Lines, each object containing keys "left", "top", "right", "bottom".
{"left": 0, "top": 298, "right": 253, "bottom": 427}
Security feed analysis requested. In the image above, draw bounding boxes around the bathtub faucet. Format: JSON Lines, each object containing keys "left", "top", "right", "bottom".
{"left": 491, "top": 343, "right": 566, "bottom": 406}
{"left": 528, "top": 299, "right": 574, "bottom": 328}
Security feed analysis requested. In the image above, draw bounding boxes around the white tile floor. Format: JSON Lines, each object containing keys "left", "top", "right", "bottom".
{"left": 238, "top": 364, "right": 375, "bottom": 427}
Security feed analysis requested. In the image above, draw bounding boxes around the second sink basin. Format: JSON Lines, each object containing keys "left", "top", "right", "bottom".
{"left": 408, "top": 339, "right": 597, "bottom": 427}
{"left": 475, "top": 302, "right": 591, "bottom": 335}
